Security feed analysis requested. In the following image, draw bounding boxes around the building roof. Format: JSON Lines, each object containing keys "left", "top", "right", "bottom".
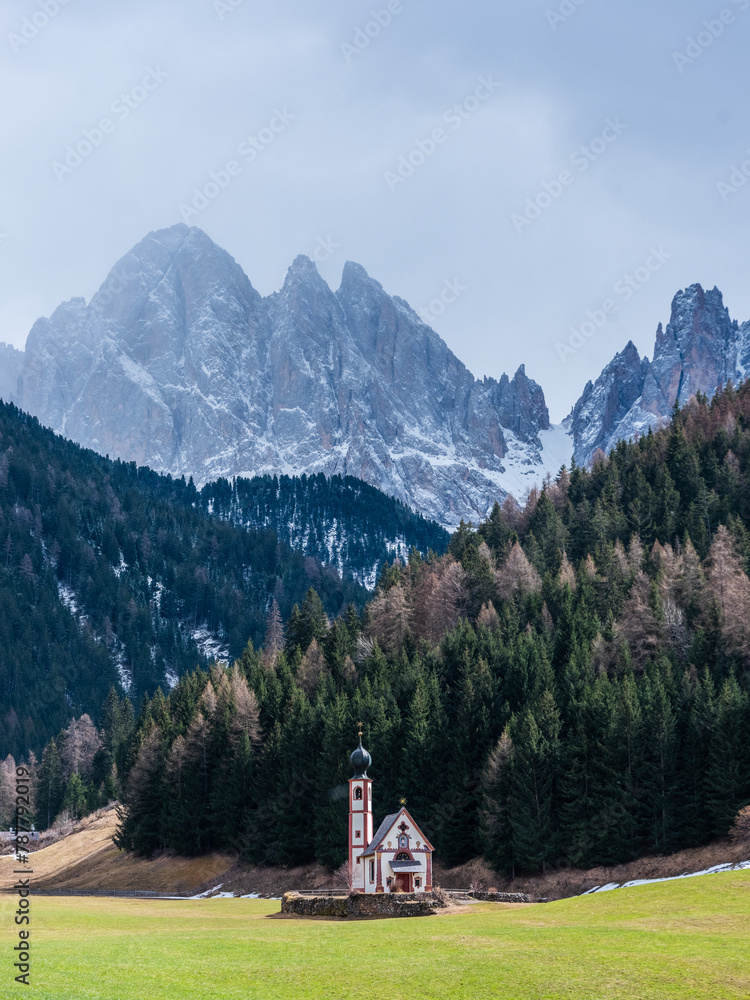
{"left": 360, "top": 807, "right": 434, "bottom": 856}
{"left": 349, "top": 737, "right": 372, "bottom": 779}
{"left": 389, "top": 860, "right": 423, "bottom": 872}
{"left": 361, "top": 813, "right": 399, "bottom": 856}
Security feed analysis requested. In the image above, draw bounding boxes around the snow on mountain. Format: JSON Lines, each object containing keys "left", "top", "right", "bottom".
{"left": 570, "top": 285, "right": 750, "bottom": 466}
{"left": 15, "top": 225, "right": 560, "bottom": 528}
{"left": 11, "top": 225, "right": 749, "bottom": 525}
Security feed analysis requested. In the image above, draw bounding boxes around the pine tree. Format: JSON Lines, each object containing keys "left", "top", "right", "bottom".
{"left": 704, "top": 676, "right": 750, "bottom": 837}
{"left": 60, "top": 773, "right": 87, "bottom": 820}
{"left": 507, "top": 692, "right": 561, "bottom": 872}
{"left": 35, "top": 739, "right": 64, "bottom": 830}
{"left": 480, "top": 730, "right": 515, "bottom": 874}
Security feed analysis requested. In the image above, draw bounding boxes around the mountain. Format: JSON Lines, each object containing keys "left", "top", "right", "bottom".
{"left": 12, "top": 225, "right": 563, "bottom": 528}
{"left": 8, "top": 228, "right": 750, "bottom": 517}
{"left": 570, "top": 285, "right": 750, "bottom": 465}
{"left": 0, "top": 342, "right": 22, "bottom": 404}
{"left": 0, "top": 400, "right": 445, "bottom": 757}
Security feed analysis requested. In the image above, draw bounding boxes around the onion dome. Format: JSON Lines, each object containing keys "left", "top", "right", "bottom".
{"left": 350, "top": 727, "right": 372, "bottom": 778}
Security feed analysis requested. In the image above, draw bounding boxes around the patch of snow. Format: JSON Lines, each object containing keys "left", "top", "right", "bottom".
{"left": 188, "top": 883, "right": 224, "bottom": 899}
{"left": 581, "top": 859, "right": 750, "bottom": 895}
{"left": 190, "top": 625, "right": 229, "bottom": 664}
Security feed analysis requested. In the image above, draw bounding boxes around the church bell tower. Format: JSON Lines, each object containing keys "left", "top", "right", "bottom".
{"left": 348, "top": 723, "right": 373, "bottom": 892}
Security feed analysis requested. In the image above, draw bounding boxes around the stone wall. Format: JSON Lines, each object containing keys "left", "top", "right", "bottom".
{"left": 281, "top": 892, "right": 441, "bottom": 918}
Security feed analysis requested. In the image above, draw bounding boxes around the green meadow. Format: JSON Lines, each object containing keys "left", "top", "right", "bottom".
{"left": 11, "top": 870, "right": 750, "bottom": 1000}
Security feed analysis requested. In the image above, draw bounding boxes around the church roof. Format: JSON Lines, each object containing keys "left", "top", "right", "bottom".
{"left": 360, "top": 807, "right": 434, "bottom": 856}
{"left": 389, "top": 860, "right": 423, "bottom": 872}
{"left": 361, "top": 813, "right": 399, "bottom": 857}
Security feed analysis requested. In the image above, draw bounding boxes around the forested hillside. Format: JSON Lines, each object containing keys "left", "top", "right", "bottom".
{"left": 6, "top": 384, "right": 750, "bottom": 876}
{"left": 0, "top": 402, "right": 374, "bottom": 758}
{"left": 198, "top": 474, "right": 449, "bottom": 588}
{"left": 100, "top": 384, "right": 750, "bottom": 873}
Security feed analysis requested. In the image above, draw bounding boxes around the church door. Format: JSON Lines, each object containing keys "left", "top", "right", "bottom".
{"left": 395, "top": 873, "right": 412, "bottom": 893}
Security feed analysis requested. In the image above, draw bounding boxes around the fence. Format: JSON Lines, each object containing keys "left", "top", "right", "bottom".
{"left": 0, "top": 888, "right": 196, "bottom": 898}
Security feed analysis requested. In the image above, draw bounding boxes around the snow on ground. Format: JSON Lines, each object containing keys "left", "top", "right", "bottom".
{"left": 581, "top": 859, "right": 750, "bottom": 895}
{"left": 58, "top": 581, "right": 133, "bottom": 692}
{"left": 190, "top": 625, "right": 229, "bottom": 664}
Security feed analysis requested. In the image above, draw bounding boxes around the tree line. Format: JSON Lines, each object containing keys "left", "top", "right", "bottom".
{"left": 7, "top": 383, "right": 750, "bottom": 875}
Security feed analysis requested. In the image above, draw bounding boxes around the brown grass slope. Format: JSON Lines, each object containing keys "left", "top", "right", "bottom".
{"left": 2, "top": 805, "right": 748, "bottom": 900}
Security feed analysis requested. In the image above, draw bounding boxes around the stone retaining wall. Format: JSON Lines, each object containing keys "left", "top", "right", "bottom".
{"left": 281, "top": 892, "right": 440, "bottom": 918}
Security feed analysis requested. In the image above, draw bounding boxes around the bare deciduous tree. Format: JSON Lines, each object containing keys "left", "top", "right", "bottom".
{"left": 477, "top": 601, "right": 500, "bottom": 632}
{"left": 60, "top": 715, "right": 101, "bottom": 779}
{"left": 557, "top": 551, "right": 576, "bottom": 591}
{"left": 495, "top": 543, "right": 541, "bottom": 600}
{"left": 334, "top": 859, "right": 355, "bottom": 894}
{"left": 368, "top": 582, "right": 410, "bottom": 652}
{"left": 0, "top": 755, "right": 17, "bottom": 828}
{"left": 703, "top": 525, "right": 750, "bottom": 664}
{"left": 296, "top": 639, "right": 329, "bottom": 696}
{"left": 618, "top": 572, "right": 663, "bottom": 669}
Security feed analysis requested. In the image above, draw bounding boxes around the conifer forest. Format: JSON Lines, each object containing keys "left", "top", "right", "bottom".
{"left": 3, "top": 384, "right": 750, "bottom": 876}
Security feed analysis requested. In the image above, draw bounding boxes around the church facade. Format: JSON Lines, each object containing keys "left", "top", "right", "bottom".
{"left": 348, "top": 731, "right": 433, "bottom": 894}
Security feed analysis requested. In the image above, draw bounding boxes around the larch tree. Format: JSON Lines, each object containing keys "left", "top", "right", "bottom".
{"left": 60, "top": 715, "right": 101, "bottom": 779}
{"left": 495, "top": 542, "right": 541, "bottom": 600}
{"left": 703, "top": 525, "right": 750, "bottom": 665}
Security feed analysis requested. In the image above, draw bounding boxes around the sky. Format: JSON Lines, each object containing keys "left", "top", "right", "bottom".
{"left": 1, "top": 0, "right": 749, "bottom": 422}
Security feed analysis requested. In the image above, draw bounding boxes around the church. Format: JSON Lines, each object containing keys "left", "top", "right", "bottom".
{"left": 348, "top": 728, "right": 434, "bottom": 894}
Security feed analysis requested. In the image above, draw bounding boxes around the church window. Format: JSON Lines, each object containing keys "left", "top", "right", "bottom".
{"left": 415, "top": 878, "right": 421, "bottom": 889}
{"left": 356, "top": 857, "right": 361, "bottom": 864}
{"left": 355, "top": 830, "right": 361, "bottom": 839}
{"left": 370, "top": 861, "right": 375, "bottom": 883}
{"left": 354, "top": 787, "right": 363, "bottom": 800}
{"left": 395, "top": 852, "right": 411, "bottom": 861}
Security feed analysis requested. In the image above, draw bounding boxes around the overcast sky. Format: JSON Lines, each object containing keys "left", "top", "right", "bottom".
{"left": 1, "top": 0, "right": 748, "bottom": 421}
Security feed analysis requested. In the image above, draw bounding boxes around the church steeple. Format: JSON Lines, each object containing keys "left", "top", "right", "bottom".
{"left": 348, "top": 723, "right": 373, "bottom": 892}
{"left": 349, "top": 721, "right": 372, "bottom": 778}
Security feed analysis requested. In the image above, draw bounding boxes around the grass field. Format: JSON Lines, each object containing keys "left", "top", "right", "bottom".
{"left": 5, "top": 870, "right": 749, "bottom": 999}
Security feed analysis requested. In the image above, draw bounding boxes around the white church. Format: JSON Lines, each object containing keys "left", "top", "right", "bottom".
{"left": 348, "top": 728, "right": 434, "bottom": 894}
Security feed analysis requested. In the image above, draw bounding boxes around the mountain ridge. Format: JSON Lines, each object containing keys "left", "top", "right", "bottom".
{"left": 4, "top": 226, "right": 749, "bottom": 523}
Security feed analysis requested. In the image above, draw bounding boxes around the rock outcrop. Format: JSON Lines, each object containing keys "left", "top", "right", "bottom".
{"left": 569, "top": 285, "right": 750, "bottom": 465}
{"left": 15, "top": 225, "right": 554, "bottom": 527}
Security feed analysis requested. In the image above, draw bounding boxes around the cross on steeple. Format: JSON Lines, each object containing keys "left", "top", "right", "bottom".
{"left": 357, "top": 721, "right": 364, "bottom": 739}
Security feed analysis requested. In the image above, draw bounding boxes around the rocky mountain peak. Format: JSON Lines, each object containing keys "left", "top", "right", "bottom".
{"left": 570, "top": 284, "right": 750, "bottom": 466}
{"left": 12, "top": 226, "right": 560, "bottom": 527}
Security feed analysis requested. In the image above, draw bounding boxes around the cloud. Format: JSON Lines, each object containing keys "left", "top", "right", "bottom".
{"left": 1, "top": 0, "right": 748, "bottom": 422}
